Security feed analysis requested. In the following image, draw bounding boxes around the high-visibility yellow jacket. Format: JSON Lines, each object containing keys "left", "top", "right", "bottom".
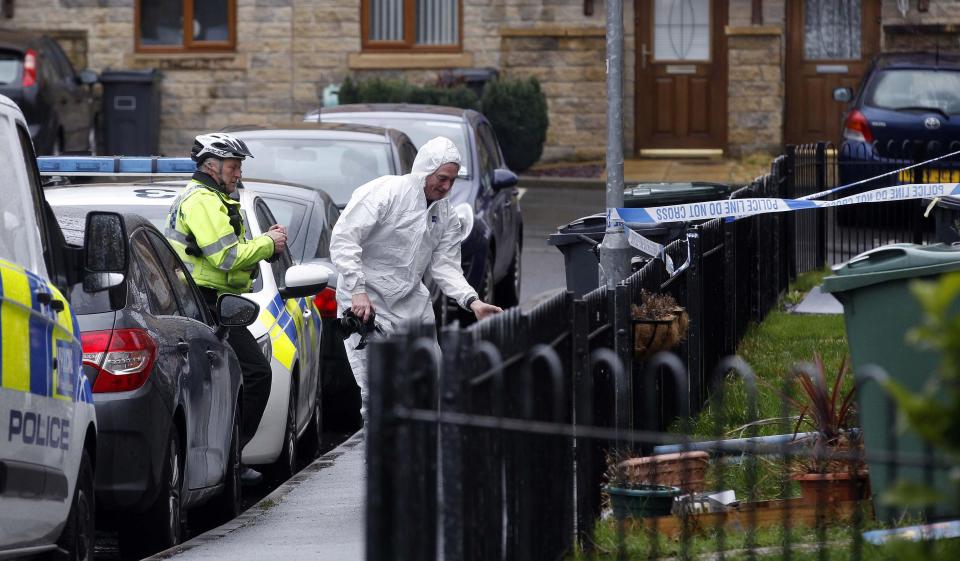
{"left": 165, "top": 172, "right": 274, "bottom": 295}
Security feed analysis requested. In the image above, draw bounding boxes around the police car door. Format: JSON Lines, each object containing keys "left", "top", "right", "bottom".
{"left": 253, "top": 199, "right": 315, "bottom": 432}
{"left": 1, "top": 111, "right": 84, "bottom": 544}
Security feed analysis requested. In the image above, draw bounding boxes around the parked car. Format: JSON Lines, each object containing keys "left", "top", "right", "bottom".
{"left": 305, "top": 103, "right": 524, "bottom": 311}
{"left": 245, "top": 180, "right": 360, "bottom": 429}
{"left": 224, "top": 122, "right": 418, "bottom": 207}
{"left": 47, "top": 209, "right": 255, "bottom": 557}
{"left": 42, "top": 179, "right": 330, "bottom": 482}
{"left": 0, "top": 95, "right": 122, "bottom": 561}
{"left": 0, "top": 30, "right": 98, "bottom": 155}
{"left": 835, "top": 52, "right": 960, "bottom": 186}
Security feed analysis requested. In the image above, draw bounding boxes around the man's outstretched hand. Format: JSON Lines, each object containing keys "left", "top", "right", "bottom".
{"left": 470, "top": 299, "right": 503, "bottom": 321}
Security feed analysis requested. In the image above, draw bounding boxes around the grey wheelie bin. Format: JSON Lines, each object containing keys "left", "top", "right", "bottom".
{"left": 822, "top": 243, "right": 960, "bottom": 522}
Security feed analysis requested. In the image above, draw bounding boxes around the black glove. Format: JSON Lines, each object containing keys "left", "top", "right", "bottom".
{"left": 184, "top": 234, "right": 202, "bottom": 258}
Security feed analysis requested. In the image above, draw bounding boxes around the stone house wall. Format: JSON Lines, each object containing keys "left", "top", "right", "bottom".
{"left": 0, "top": 0, "right": 632, "bottom": 162}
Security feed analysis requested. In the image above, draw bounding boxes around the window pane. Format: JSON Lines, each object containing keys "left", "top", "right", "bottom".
{"left": 804, "top": 0, "right": 861, "bottom": 60}
{"left": 140, "top": 0, "right": 184, "bottom": 47}
{"left": 0, "top": 54, "right": 19, "bottom": 85}
{"left": 239, "top": 138, "right": 394, "bottom": 206}
{"left": 0, "top": 118, "right": 46, "bottom": 275}
{"left": 416, "top": 0, "right": 458, "bottom": 45}
{"left": 193, "top": 0, "right": 229, "bottom": 42}
{"left": 866, "top": 70, "right": 960, "bottom": 115}
{"left": 653, "top": 0, "right": 710, "bottom": 62}
{"left": 147, "top": 232, "right": 205, "bottom": 323}
{"left": 259, "top": 197, "right": 307, "bottom": 261}
{"left": 369, "top": 0, "right": 404, "bottom": 41}
{"left": 131, "top": 234, "right": 179, "bottom": 316}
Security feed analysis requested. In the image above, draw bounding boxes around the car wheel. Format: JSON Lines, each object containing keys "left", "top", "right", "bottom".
{"left": 494, "top": 237, "right": 522, "bottom": 308}
{"left": 301, "top": 379, "right": 323, "bottom": 460}
{"left": 460, "top": 251, "right": 495, "bottom": 326}
{"left": 53, "top": 448, "right": 94, "bottom": 561}
{"left": 120, "top": 429, "right": 184, "bottom": 558}
{"left": 271, "top": 382, "right": 298, "bottom": 479}
{"left": 199, "top": 404, "right": 242, "bottom": 524}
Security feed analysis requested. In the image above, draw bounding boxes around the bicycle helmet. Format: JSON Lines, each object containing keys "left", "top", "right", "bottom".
{"left": 191, "top": 133, "right": 254, "bottom": 162}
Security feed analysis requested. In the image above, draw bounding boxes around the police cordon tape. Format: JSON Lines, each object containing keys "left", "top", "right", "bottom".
{"left": 609, "top": 182, "right": 959, "bottom": 261}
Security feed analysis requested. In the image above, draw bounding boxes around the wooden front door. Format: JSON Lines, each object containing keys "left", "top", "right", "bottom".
{"left": 785, "top": 0, "right": 881, "bottom": 145}
{"left": 635, "top": 0, "right": 728, "bottom": 152}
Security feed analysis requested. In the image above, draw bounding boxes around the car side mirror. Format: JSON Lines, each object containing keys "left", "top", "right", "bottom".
{"left": 83, "top": 212, "right": 127, "bottom": 293}
{"left": 78, "top": 69, "right": 98, "bottom": 86}
{"left": 218, "top": 294, "right": 259, "bottom": 327}
{"left": 492, "top": 168, "right": 518, "bottom": 190}
{"left": 833, "top": 87, "right": 853, "bottom": 103}
{"left": 279, "top": 263, "right": 329, "bottom": 300}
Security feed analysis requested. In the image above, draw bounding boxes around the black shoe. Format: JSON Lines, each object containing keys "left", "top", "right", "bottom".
{"left": 240, "top": 467, "right": 263, "bottom": 487}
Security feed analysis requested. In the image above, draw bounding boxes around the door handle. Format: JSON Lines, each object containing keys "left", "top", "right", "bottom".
{"left": 641, "top": 43, "right": 651, "bottom": 70}
{"left": 177, "top": 340, "right": 190, "bottom": 355}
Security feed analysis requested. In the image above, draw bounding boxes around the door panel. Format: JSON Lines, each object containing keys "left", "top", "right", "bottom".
{"left": 635, "top": 0, "right": 727, "bottom": 151}
{"left": 785, "top": 0, "right": 881, "bottom": 145}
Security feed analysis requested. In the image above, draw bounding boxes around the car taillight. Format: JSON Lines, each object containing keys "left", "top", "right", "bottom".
{"left": 22, "top": 48, "right": 37, "bottom": 88}
{"left": 82, "top": 329, "right": 158, "bottom": 393}
{"left": 313, "top": 287, "right": 338, "bottom": 319}
{"left": 843, "top": 110, "right": 873, "bottom": 143}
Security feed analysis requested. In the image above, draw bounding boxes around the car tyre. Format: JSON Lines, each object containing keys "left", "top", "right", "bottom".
{"left": 459, "top": 251, "right": 495, "bottom": 326}
{"left": 120, "top": 429, "right": 185, "bottom": 558}
{"left": 494, "top": 237, "right": 522, "bottom": 308}
{"left": 270, "top": 382, "right": 298, "bottom": 479}
{"left": 198, "top": 404, "right": 242, "bottom": 524}
{"left": 301, "top": 378, "right": 324, "bottom": 460}
{"left": 52, "top": 448, "right": 94, "bottom": 561}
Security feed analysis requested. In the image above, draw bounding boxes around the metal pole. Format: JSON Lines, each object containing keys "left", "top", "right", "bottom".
{"left": 600, "top": 0, "right": 631, "bottom": 288}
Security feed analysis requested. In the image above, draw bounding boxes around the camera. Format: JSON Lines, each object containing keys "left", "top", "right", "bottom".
{"left": 338, "top": 309, "right": 382, "bottom": 350}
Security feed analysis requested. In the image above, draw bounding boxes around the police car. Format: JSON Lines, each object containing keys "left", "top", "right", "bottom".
{"left": 0, "top": 98, "right": 128, "bottom": 558}
{"left": 39, "top": 167, "right": 329, "bottom": 479}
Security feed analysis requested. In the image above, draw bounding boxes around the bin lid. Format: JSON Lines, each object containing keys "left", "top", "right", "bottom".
{"left": 624, "top": 182, "right": 732, "bottom": 208}
{"left": 99, "top": 69, "right": 159, "bottom": 83}
{"left": 548, "top": 213, "right": 686, "bottom": 246}
{"left": 822, "top": 243, "right": 960, "bottom": 294}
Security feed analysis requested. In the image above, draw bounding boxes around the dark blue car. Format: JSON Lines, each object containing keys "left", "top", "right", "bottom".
{"left": 306, "top": 104, "right": 524, "bottom": 317}
{"left": 836, "top": 52, "right": 960, "bottom": 187}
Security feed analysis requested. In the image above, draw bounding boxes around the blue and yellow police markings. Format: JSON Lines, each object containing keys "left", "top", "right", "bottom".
{"left": 0, "top": 258, "right": 86, "bottom": 403}
{"left": 259, "top": 295, "right": 297, "bottom": 370}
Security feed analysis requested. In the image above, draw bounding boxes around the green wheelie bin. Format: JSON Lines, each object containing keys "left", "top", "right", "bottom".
{"left": 822, "top": 243, "right": 960, "bottom": 522}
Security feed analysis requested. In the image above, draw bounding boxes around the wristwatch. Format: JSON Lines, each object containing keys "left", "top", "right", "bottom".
{"left": 464, "top": 295, "right": 478, "bottom": 309}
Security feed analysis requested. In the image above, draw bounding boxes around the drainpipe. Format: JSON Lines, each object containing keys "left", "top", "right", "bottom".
{"left": 600, "top": 0, "right": 632, "bottom": 288}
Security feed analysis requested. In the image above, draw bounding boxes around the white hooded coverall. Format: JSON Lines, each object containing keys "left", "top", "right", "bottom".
{"left": 330, "top": 136, "right": 479, "bottom": 418}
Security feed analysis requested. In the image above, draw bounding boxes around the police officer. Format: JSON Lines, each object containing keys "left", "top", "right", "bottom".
{"left": 165, "top": 132, "right": 287, "bottom": 485}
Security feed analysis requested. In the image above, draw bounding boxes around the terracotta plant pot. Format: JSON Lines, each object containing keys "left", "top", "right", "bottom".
{"left": 617, "top": 451, "right": 710, "bottom": 494}
{"left": 793, "top": 470, "right": 871, "bottom": 507}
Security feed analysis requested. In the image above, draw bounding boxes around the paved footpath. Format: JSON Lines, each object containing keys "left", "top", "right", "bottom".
{"left": 147, "top": 432, "right": 365, "bottom": 561}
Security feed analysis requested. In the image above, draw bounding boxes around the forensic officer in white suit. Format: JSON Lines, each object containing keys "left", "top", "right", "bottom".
{"left": 330, "top": 136, "right": 503, "bottom": 421}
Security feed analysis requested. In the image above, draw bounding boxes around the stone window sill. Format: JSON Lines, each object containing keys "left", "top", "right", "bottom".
{"left": 348, "top": 52, "right": 473, "bottom": 70}
{"left": 500, "top": 26, "right": 605, "bottom": 38}
{"left": 124, "top": 52, "right": 246, "bottom": 70}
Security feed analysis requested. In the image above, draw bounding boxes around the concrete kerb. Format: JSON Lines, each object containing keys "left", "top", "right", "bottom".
{"left": 142, "top": 431, "right": 365, "bottom": 561}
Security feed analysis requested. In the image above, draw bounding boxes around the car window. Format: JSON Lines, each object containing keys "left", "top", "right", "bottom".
{"left": 478, "top": 122, "right": 504, "bottom": 168}
{"left": 866, "top": 69, "right": 960, "bottom": 114}
{"left": 0, "top": 116, "right": 47, "bottom": 276}
{"left": 239, "top": 137, "right": 393, "bottom": 205}
{"left": 146, "top": 231, "right": 207, "bottom": 323}
{"left": 130, "top": 232, "right": 179, "bottom": 316}
{"left": 17, "top": 124, "right": 51, "bottom": 272}
{"left": 476, "top": 127, "right": 495, "bottom": 193}
{"left": 45, "top": 39, "right": 75, "bottom": 81}
{"left": 0, "top": 52, "right": 19, "bottom": 85}
{"left": 324, "top": 116, "right": 472, "bottom": 177}
{"left": 399, "top": 138, "right": 418, "bottom": 173}
{"left": 259, "top": 195, "right": 307, "bottom": 258}
{"left": 254, "top": 199, "right": 293, "bottom": 288}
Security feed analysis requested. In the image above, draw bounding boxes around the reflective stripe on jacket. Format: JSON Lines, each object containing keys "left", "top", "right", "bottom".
{"left": 165, "top": 175, "right": 274, "bottom": 294}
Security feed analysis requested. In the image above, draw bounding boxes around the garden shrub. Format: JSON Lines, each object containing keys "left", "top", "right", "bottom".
{"left": 481, "top": 77, "right": 548, "bottom": 172}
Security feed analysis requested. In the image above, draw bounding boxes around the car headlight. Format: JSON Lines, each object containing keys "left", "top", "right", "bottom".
{"left": 454, "top": 203, "right": 474, "bottom": 244}
{"left": 257, "top": 334, "right": 272, "bottom": 362}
